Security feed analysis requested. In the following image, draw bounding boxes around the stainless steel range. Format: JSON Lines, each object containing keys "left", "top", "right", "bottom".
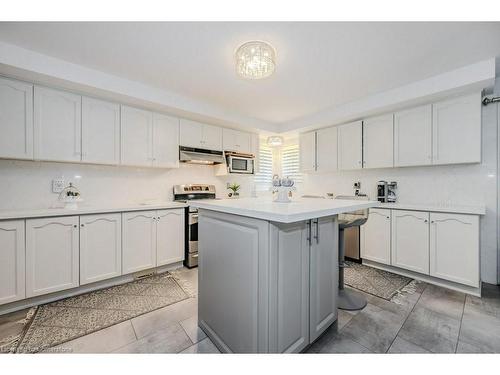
{"left": 173, "top": 184, "right": 216, "bottom": 268}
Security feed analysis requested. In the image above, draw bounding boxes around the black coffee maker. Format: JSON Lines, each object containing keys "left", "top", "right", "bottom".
{"left": 377, "top": 180, "right": 397, "bottom": 203}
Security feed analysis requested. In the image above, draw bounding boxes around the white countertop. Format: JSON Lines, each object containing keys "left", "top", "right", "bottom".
{"left": 190, "top": 197, "right": 380, "bottom": 223}
{"left": 378, "top": 202, "right": 486, "bottom": 215}
{"left": 0, "top": 202, "right": 187, "bottom": 221}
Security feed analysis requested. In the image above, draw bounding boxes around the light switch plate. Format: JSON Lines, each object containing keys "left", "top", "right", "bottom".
{"left": 52, "top": 178, "right": 65, "bottom": 193}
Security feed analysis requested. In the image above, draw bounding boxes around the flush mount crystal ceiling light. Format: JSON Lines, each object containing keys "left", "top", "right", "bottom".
{"left": 235, "top": 41, "right": 276, "bottom": 80}
{"left": 267, "top": 136, "right": 283, "bottom": 147}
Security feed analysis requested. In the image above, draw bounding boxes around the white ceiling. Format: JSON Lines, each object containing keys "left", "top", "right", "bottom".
{"left": 0, "top": 22, "right": 499, "bottom": 126}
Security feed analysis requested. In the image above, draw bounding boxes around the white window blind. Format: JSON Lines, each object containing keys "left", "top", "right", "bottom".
{"left": 281, "top": 143, "right": 302, "bottom": 183}
{"left": 254, "top": 143, "right": 274, "bottom": 187}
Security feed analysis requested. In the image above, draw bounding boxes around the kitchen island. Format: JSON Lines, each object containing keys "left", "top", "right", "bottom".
{"left": 190, "top": 197, "right": 379, "bottom": 353}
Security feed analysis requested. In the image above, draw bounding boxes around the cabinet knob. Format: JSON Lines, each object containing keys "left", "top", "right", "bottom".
{"left": 73, "top": 224, "right": 77, "bottom": 228}
{"left": 424, "top": 220, "right": 428, "bottom": 223}
{"left": 386, "top": 216, "right": 390, "bottom": 219}
{"left": 81, "top": 224, "right": 85, "bottom": 227}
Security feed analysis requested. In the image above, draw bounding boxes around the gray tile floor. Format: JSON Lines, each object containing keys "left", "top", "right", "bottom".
{"left": 1, "top": 267, "right": 499, "bottom": 354}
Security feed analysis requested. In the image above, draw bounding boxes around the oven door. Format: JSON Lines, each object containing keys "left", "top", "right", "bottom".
{"left": 228, "top": 156, "right": 254, "bottom": 174}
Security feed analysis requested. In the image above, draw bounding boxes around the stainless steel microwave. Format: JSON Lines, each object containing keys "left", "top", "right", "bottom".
{"left": 227, "top": 154, "right": 255, "bottom": 174}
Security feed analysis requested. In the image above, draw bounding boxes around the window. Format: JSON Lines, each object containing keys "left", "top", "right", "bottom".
{"left": 281, "top": 143, "right": 302, "bottom": 183}
{"left": 254, "top": 142, "right": 274, "bottom": 188}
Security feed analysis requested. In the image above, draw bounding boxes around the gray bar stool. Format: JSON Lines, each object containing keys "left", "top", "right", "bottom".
{"left": 335, "top": 195, "right": 369, "bottom": 311}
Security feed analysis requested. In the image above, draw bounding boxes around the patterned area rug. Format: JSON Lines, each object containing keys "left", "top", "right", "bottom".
{"left": 9, "top": 272, "right": 191, "bottom": 353}
{"left": 344, "top": 261, "right": 413, "bottom": 300}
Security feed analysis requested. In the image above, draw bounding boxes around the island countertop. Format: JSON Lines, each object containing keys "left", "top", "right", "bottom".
{"left": 190, "top": 197, "right": 380, "bottom": 223}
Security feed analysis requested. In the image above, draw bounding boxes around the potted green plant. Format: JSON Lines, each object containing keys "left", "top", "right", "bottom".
{"left": 227, "top": 183, "right": 241, "bottom": 198}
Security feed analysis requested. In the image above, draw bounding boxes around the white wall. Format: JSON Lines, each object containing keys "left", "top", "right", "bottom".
{"left": 300, "top": 104, "right": 499, "bottom": 284}
{"left": 0, "top": 160, "right": 230, "bottom": 209}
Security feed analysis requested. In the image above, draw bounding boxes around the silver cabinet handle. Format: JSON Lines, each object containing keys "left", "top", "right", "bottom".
{"left": 307, "top": 220, "right": 311, "bottom": 245}
{"left": 313, "top": 219, "right": 319, "bottom": 244}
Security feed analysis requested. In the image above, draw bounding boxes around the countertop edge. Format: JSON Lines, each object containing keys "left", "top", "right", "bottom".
{"left": 0, "top": 202, "right": 187, "bottom": 221}
{"left": 378, "top": 203, "right": 486, "bottom": 216}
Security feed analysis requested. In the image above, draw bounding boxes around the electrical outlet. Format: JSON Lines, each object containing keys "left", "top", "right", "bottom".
{"left": 52, "top": 178, "right": 65, "bottom": 193}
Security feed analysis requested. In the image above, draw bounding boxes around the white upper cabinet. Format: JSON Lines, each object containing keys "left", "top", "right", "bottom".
{"left": 361, "top": 208, "right": 391, "bottom": 265}
{"left": 394, "top": 105, "right": 432, "bottom": 167}
{"left": 34, "top": 86, "right": 82, "bottom": 162}
{"left": 0, "top": 220, "right": 25, "bottom": 305}
{"left": 299, "top": 131, "right": 316, "bottom": 172}
{"left": 179, "top": 119, "right": 222, "bottom": 150}
{"left": 223, "top": 128, "right": 251, "bottom": 154}
{"left": 156, "top": 209, "right": 185, "bottom": 266}
{"left": 81, "top": 97, "right": 120, "bottom": 165}
{"left": 120, "top": 105, "right": 153, "bottom": 167}
{"left": 152, "top": 113, "right": 179, "bottom": 168}
{"left": 0, "top": 78, "right": 33, "bottom": 160}
{"left": 430, "top": 213, "right": 479, "bottom": 287}
{"left": 26, "top": 216, "right": 79, "bottom": 297}
{"left": 338, "top": 121, "right": 363, "bottom": 170}
{"left": 316, "top": 126, "right": 338, "bottom": 173}
{"left": 432, "top": 92, "right": 481, "bottom": 165}
{"left": 363, "top": 114, "right": 394, "bottom": 169}
{"left": 391, "top": 210, "right": 429, "bottom": 274}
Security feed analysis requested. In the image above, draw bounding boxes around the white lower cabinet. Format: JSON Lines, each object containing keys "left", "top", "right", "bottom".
{"left": 391, "top": 210, "right": 429, "bottom": 274}
{"left": 122, "top": 209, "right": 184, "bottom": 274}
{"left": 122, "top": 211, "right": 157, "bottom": 274}
{"left": 430, "top": 213, "right": 479, "bottom": 287}
{"left": 156, "top": 209, "right": 185, "bottom": 266}
{"left": 80, "top": 213, "right": 122, "bottom": 285}
{"left": 309, "top": 217, "right": 338, "bottom": 342}
{"left": 0, "top": 220, "right": 25, "bottom": 305}
{"left": 361, "top": 208, "right": 391, "bottom": 264}
{"left": 26, "top": 216, "right": 79, "bottom": 297}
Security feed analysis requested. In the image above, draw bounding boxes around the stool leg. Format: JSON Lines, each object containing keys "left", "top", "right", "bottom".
{"left": 338, "top": 228, "right": 367, "bottom": 311}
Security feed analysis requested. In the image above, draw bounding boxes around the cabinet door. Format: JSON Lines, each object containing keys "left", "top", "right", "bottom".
{"left": 316, "top": 126, "right": 338, "bottom": 173}
{"left": 223, "top": 128, "right": 251, "bottom": 153}
{"left": 361, "top": 208, "right": 391, "bottom": 264}
{"left": 394, "top": 105, "right": 432, "bottom": 167}
{"left": 0, "top": 78, "right": 33, "bottom": 160}
{"left": 391, "top": 210, "right": 429, "bottom": 274}
{"left": 34, "top": 86, "right": 82, "bottom": 162}
{"left": 152, "top": 113, "right": 179, "bottom": 168}
{"left": 26, "top": 216, "right": 79, "bottom": 297}
{"left": 310, "top": 217, "right": 338, "bottom": 343}
{"left": 80, "top": 213, "right": 122, "bottom": 285}
{"left": 156, "top": 209, "right": 185, "bottom": 266}
{"left": 0, "top": 220, "right": 25, "bottom": 305}
{"left": 338, "top": 121, "right": 362, "bottom": 170}
{"left": 179, "top": 119, "right": 203, "bottom": 148}
{"left": 432, "top": 92, "right": 481, "bottom": 165}
{"left": 430, "top": 213, "right": 479, "bottom": 287}
{"left": 120, "top": 106, "right": 153, "bottom": 167}
{"left": 299, "top": 131, "right": 316, "bottom": 172}
{"left": 122, "top": 211, "right": 157, "bottom": 274}
{"left": 202, "top": 123, "right": 223, "bottom": 151}
{"left": 271, "top": 221, "right": 310, "bottom": 353}
{"left": 81, "top": 97, "right": 120, "bottom": 165}
{"left": 363, "top": 114, "right": 394, "bottom": 169}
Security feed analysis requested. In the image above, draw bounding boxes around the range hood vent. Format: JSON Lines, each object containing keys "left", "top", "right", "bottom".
{"left": 179, "top": 146, "right": 225, "bottom": 165}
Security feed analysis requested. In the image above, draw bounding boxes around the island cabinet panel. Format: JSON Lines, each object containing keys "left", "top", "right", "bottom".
{"left": 198, "top": 211, "right": 270, "bottom": 353}
{"left": 430, "top": 213, "right": 479, "bottom": 287}
{"left": 269, "top": 221, "right": 310, "bottom": 353}
{"left": 391, "top": 210, "right": 429, "bottom": 274}
{"left": 361, "top": 208, "right": 391, "bottom": 264}
{"left": 26, "top": 216, "right": 80, "bottom": 297}
{"left": 0, "top": 220, "right": 25, "bottom": 305}
{"left": 79, "top": 213, "right": 122, "bottom": 285}
{"left": 309, "top": 217, "right": 338, "bottom": 343}
{"left": 156, "top": 209, "right": 184, "bottom": 266}
{"left": 122, "top": 211, "right": 157, "bottom": 274}
{"left": 0, "top": 77, "right": 33, "bottom": 160}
